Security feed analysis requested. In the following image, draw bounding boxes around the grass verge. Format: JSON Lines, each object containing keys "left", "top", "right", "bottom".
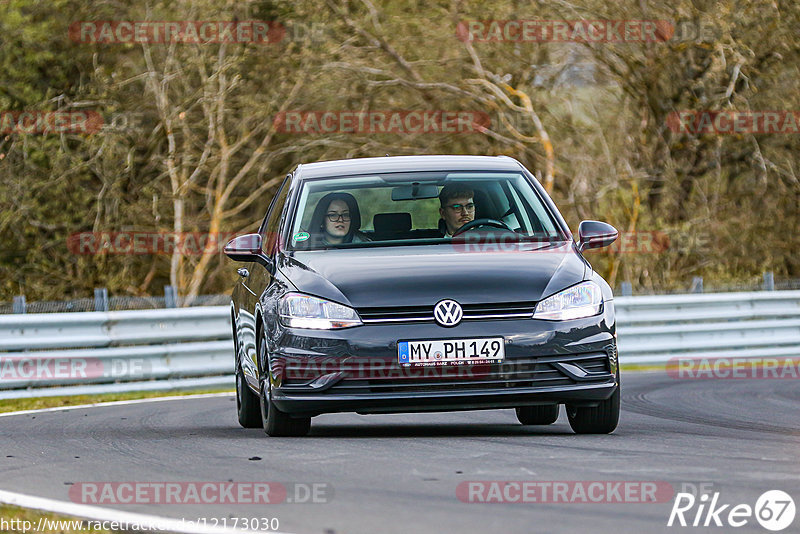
{"left": 0, "top": 388, "right": 233, "bottom": 415}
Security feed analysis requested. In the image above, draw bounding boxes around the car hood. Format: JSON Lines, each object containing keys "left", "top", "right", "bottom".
{"left": 279, "top": 242, "right": 588, "bottom": 308}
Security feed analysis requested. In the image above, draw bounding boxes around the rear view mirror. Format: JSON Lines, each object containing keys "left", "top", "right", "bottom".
{"left": 391, "top": 183, "right": 440, "bottom": 201}
{"left": 577, "top": 220, "right": 618, "bottom": 252}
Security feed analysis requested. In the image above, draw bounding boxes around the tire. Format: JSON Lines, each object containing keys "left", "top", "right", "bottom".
{"left": 236, "top": 364, "right": 262, "bottom": 428}
{"left": 258, "top": 335, "right": 311, "bottom": 437}
{"left": 566, "top": 381, "right": 620, "bottom": 434}
{"left": 516, "top": 404, "right": 559, "bottom": 425}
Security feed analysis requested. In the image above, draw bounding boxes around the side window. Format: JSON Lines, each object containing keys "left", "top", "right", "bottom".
{"left": 261, "top": 178, "right": 290, "bottom": 256}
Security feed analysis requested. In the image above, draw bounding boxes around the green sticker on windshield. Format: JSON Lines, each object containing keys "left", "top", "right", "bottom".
{"left": 294, "top": 231, "right": 310, "bottom": 242}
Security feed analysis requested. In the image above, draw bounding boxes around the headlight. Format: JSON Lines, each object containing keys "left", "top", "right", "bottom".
{"left": 533, "top": 281, "right": 603, "bottom": 320}
{"left": 279, "top": 293, "right": 363, "bottom": 329}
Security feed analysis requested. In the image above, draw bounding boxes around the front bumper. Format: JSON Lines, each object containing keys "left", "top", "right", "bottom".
{"left": 273, "top": 381, "right": 616, "bottom": 416}
{"left": 266, "top": 304, "right": 618, "bottom": 417}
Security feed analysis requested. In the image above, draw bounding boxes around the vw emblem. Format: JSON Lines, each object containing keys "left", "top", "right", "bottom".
{"left": 434, "top": 299, "right": 463, "bottom": 327}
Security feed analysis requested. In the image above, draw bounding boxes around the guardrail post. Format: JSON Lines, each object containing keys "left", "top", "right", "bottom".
{"left": 12, "top": 295, "right": 26, "bottom": 314}
{"left": 620, "top": 281, "right": 632, "bottom": 296}
{"left": 164, "top": 285, "right": 178, "bottom": 308}
{"left": 690, "top": 276, "right": 704, "bottom": 293}
{"left": 763, "top": 271, "right": 775, "bottom": 291}
{"left": 94, "top": 288, "right": 109, "bottom": 311}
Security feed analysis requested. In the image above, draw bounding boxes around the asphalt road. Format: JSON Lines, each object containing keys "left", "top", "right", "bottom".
{"left": 0, "top": 372, "right": 798, "bottom": 534}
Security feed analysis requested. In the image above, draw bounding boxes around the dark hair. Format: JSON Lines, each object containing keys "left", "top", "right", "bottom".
{"left": 308, "top": 192, "right": 362, "bottom": 243}
{"left": 439, "top": 185, "right": 474, "bottom": 207}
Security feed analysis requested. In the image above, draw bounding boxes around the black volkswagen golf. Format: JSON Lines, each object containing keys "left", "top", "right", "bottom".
{"left": 226, "top": 155, "right": 620, "bottom": 436}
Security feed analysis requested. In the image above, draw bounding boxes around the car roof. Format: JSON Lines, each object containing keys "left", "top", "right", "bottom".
{"left": 295, "top": 155, "right": 525, "bottom": 180}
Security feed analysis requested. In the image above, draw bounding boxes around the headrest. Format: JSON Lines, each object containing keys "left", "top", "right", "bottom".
{"left": 373, "top": 213, "right": 412, "bottom": 233}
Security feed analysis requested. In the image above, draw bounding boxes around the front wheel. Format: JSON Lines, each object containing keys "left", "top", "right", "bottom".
{"left": 259, "top": 376, "right": 311, "bottom": 437}
{"left": 258, "top": 335, "right": 311, "bottom": 437}
{"left": 236, "top": 364, "right": 261, "bottom": 428}
{"left": 566, "top": 384, "right": 620, "bottom": 434}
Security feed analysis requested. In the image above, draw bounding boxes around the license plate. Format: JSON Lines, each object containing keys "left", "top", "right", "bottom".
{"left": 398, "top": 337, "right": 505, "bottom": 367}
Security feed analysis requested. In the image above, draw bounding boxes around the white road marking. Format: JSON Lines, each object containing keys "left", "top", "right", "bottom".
{"left": 0, "top": 392, "right": 234, "bottom": 418}
{"left": 0, "top": 488, "right": 292, "bottom": 534}
{"left": 0, "top": 392, "right": 299, "bottom": 533}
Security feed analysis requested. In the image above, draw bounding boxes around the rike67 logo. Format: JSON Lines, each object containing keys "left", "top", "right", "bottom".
{"left": 668, "top": 490, "right": 795, "bottom": 531}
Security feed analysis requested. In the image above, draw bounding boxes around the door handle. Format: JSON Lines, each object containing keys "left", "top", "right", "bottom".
{"left": 237, "top": 268, "right": 249, "bottom": 278}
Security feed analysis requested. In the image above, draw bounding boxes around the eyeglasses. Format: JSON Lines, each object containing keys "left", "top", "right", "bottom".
{"left": 326, "top": 212, "right": 351, "bottom": 222}
{"left": 445, "top": 202, "right": 475, "bottom": 212}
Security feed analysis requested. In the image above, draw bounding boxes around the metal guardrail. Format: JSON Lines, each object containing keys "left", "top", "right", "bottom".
{"left": 0, "top": 307, "right": 234, "bottom": 398}
{"left": 615, "top": 290, "right": 800, "bottom": 363}
{"left": 1, "top": 290, "right": 798, "bottom": 398}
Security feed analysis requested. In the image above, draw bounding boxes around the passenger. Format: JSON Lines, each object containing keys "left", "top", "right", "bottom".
{"left": 308, "top": 192, "right": 370, "bottom": 246}
{"left": 438, "top": 185, "right": 476, "bottom": 237}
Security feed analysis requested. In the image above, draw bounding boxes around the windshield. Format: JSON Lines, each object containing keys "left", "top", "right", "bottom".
{"left": 287, "top": 171, "right": 564, "bottom": 250}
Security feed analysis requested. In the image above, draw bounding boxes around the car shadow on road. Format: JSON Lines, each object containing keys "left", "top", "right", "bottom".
{"left": 306, "top": 423, "right": 578, "bottom": 438}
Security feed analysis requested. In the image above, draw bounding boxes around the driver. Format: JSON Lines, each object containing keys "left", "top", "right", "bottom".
{"left": 438, "top": 185, "right": 475, "bottom": 237}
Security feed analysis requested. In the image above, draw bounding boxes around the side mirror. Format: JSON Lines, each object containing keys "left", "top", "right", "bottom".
{"left": 577, "top": 220, "right": 618, "bottom": 252}
{"left": 223, "top": 233, "right": 272, "bottom": 268}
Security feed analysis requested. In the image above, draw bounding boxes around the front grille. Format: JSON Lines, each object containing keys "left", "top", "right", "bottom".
{"left": 357, "top": 301, "right": 536, "bottom": 324}
{"left": 324, "top": 352, "right": 610, "bottom": 394}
